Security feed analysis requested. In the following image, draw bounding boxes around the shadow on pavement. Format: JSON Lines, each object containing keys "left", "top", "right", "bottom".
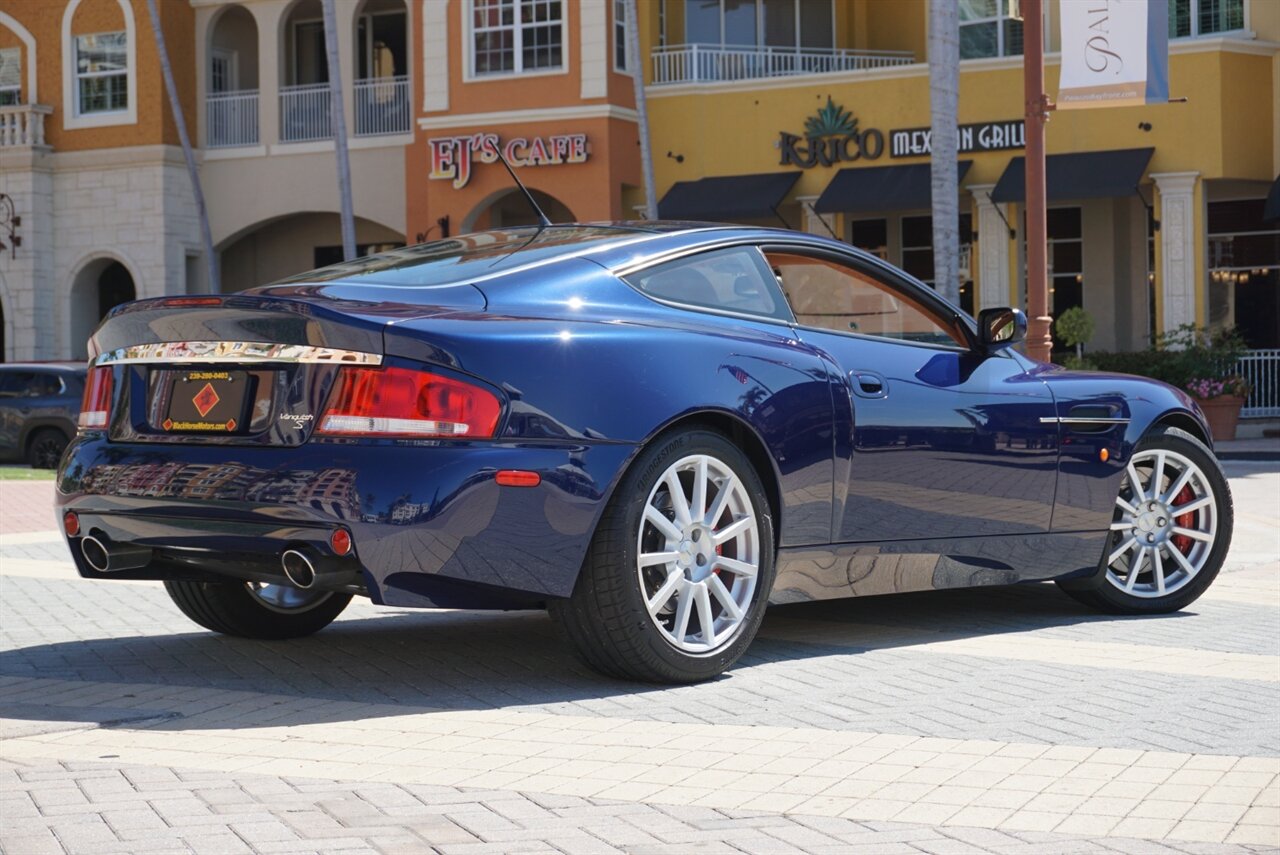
{"left": 0, "top": 579, "right": 1195, "bottom": 733}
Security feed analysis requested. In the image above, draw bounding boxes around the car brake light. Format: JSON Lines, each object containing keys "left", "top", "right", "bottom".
{"left": 78, "top": 366, "right": 113, "bottom": 430}
{"left": 317, "top": 366, "right": 500, "bottom": 438}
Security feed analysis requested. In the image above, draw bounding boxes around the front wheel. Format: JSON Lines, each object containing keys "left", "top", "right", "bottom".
{"left": 1058, "top": 426, "right": 1233, "bottom": 614}
{"left": 165, "top": 579, "right": 351, "bottom": 639}
{"left": 551, "top": 428, "right": 776, "bottom": 683}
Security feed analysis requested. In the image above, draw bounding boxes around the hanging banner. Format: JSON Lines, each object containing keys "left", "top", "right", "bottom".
{"left": 1057, "top": 0, "right": 1168, "bottom": 109}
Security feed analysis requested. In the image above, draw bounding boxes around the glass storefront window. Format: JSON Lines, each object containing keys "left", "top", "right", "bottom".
{"left": 1207, "top": 199, "right": 1280, "bottom": 349}
{"left": 849, "top": 219, "right": 888, "bottom": 260}
{"left": 1046, "top": 207, "right": 1083, "bottom": 352}
{"left": 901, "top": 214, "right": 975, "bottom": 316}
{"left": 1170, "top": 0, "right": 1246, "bottom": 39}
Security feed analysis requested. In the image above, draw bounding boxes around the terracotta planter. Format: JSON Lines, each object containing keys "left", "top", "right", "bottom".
{"left": 1196, "top": 394, "right": 1245, "bottom": 442}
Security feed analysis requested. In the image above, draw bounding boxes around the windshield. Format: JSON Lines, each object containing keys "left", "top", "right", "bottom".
{"left": 271, "top": 226, "right": 645, "bottom": 288}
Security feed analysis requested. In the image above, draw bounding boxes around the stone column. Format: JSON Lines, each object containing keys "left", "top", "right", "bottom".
{"left": 1152, "top": 172, "right": 1200, "bottom": 336}
{"left": 0, "top": 144, "right": 55, "bottom": 360}
{"left": 970, "top": 183, "right": 1011, "bottom": 311}
{"left": 422, "top": 0, "right": 449, "bottom": 112}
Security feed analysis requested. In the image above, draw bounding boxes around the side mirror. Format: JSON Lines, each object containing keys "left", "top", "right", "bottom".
{"left": 977, "top": 307, "right": 1027, "bottom": 352}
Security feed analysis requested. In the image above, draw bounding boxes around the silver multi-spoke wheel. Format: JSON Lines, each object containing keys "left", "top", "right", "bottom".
{"left": 1104, "top": 448, "right": 1218, "bottom": 599}
{"left": 244, "top": 581, "right": 333, "bottom": 613}
{"left": 637, "top": 454, "right": 760, "bottom": 654}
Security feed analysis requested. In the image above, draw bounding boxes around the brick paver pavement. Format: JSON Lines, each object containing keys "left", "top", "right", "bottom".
{"left": 2, "top": 464, "right": 1278, "bottom": 854}
{"left": 0, "top": 481, "right": 57, "bottom": 535}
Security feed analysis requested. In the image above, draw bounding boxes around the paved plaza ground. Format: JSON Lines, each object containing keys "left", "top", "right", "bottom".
{"left": 1, "top": 462, "right": 1277, "bottom": 854}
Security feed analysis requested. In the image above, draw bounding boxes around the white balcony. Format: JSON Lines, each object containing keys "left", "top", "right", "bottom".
{"left": 354, "top": 75, "right": 409, "bottom": 137}
{"left": 0, "top": 104, "right": 53, "bottom": 148}
{"left": 651, "top": 44, "right": 915, "bottom": 85}
{"left": 279, "top": 82, "right": 332, "bottom": 143}
{"left": 206, "top": 90, "right": 259, "bottom": 148}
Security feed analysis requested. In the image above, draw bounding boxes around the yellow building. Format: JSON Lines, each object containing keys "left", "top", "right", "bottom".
{"left": 1, "top": 0, "right": 1277, "bottom": 401}
{"left": 640, "top": 0, "right": 1280, "bottom": 363}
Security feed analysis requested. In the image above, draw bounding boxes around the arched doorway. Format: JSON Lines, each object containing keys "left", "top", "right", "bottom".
{"left": 69, "top": 259, "right": 136, "bottom": 359}
{"left": 464, "top": 189, "right": 576, "bottom": 233}
{"left": 218, "top": 212, "right": 405, "bottom": 292}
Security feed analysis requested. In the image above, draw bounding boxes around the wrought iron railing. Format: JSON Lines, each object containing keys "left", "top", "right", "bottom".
{"left": 1238, "top": 349, "right": 1280, "bottom": 418}
{"left": 279, "top": 83, "right": 332, "bottom": 143}
{"left": 206, "top": 90, "right": 259, "bottom": 148}
{"left": 651, "top": 44, "right": 915, "bottom": 85}
{"left": 354, "top": 75, "right": 409, "bottom": 137}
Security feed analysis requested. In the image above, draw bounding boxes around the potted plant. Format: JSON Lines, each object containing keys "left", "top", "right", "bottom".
{"left": 1055, "top": 307, "right": 1096, "bottom": 369}
{"left": 1160, "top": 325, "right": 1251, "bottom": 441}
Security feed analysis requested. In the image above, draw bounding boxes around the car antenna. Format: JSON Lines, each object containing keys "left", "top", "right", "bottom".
{"left": 493, "top": 145, "right": 552, "bottom": 229}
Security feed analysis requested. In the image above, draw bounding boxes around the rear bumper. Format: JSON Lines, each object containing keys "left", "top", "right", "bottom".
{"left": 56, "top": 434, "right": 636, "bottom": 605}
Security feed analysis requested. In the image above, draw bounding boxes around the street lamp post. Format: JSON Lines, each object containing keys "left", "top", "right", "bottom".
{"left": 1023, "top": 0, "right": 1053, "bottom": 362}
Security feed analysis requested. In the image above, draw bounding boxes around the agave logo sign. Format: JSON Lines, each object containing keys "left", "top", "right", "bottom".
{"left": 779, "top": 97, "right": 886, "bottom": 169}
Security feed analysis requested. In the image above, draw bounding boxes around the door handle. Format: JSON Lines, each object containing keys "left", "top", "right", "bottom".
{"left": 851, "top": 371, "right": 888, "bottom": 399}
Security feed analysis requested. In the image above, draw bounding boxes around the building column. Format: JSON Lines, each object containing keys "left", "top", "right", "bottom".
{"left": 0, "top": 146, "right": 55, "bottom": 360}
{"left": 971, "top": 184, "right": 1011, "bottom": 312}
{"left": 1152, "top": 171, "right": 1201, "bottom": 335}
{"left": 796, "top": 196, "right": 830, "bottom": 237}
{"left": 254, "top": 1, "right": 287, "bottom": 148}
{"left": 422, "top": 0, "right": 449, "bottom": 112}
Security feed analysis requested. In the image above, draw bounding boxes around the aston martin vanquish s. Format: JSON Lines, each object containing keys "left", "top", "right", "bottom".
{"left": 57, "top": 224, "right": 1232, "bottom": 682}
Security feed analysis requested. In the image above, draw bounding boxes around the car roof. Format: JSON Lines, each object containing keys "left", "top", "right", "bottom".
{"left": 256, "top": 222, "right": 841, "bottom": 292}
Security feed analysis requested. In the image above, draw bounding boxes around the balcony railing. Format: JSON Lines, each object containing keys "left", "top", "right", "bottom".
{"left": 206, "top": 90, "right": 259, "bottom": 148}
{"left": 354, "top": 75, "right": 409, "bottom": 137}
{"left": 280, "top": 82, "right": 332, "bottom": 143}
{"left": 651, "top": 44, "right": 915, "bottom": 85}
{"left": 0, "top": 104, "right": 52, "bottom": 148}
{"left": 1239, "top": 349, "right": 1280, "bottom": 418}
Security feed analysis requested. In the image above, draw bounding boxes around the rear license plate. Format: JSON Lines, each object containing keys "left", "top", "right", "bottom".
{"left": 162, "top": 369, "right": 252, "bottom": 433}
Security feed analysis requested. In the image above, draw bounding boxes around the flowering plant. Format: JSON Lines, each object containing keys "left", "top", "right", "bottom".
{"left": 1185, "top": 376, "right": 1250, "bottom": 401}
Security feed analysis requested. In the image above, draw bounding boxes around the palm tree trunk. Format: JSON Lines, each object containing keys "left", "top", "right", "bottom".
{"left": 928, "top": 0, "right": 960, "bottom": 305}
{"left": 625, "top": 0, "right": 657, "bottom": 219}
{"left": 321, "top": 0, "right": 356, "bottom": 261}
{"left": 145, "top": 0, "right": 218, "bottom": 292}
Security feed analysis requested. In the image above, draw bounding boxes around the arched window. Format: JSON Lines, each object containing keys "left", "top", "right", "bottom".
{"left": 62, "top": 0, "right": 138, "bottom": 129}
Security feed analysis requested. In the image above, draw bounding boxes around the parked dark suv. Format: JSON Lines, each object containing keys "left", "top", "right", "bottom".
{"left": 0, "top": 363, "right": 86, "bottom": 469}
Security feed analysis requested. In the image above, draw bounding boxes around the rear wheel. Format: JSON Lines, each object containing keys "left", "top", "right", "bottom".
{"left": 164, "top": 579, "right": 351, "bottom": 639}
{"left": 1058, "top": 426, "right": 1232, "bottom": 614}
{"left": 551, "top": 428, "right": 775, "bottom": 683}
{"left": 27, "top": 428, "right": 69, "bottom": 470}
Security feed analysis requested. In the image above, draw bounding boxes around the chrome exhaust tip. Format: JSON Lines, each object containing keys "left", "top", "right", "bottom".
{"left": 80, "top": 534, "right": 152, "bottom": 573}
{"left": 81, "top": 535, "right": 110, "bottom": 573}
{"left": 281, "top": 549, "right": 317, "bottom": 589}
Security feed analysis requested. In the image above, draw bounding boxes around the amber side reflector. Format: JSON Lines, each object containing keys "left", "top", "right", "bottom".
{"left": 495, "top": 470, "right": 541, "bottom": 488}
{"left": 63, "top": 512, "right": 80, "bottom": 537}
{"left": 329, "top": 528, "right": 353, "bottom": 556}
{"left": 1100, "top": 448, "right": 1110, "bottom": 462}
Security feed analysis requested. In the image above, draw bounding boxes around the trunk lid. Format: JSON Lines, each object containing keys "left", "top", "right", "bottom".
{"left": 91, "top": 285, "right": 484, "bottom": 447}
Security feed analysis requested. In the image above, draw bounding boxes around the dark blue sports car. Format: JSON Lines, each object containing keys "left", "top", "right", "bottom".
{"left": 56, "top": 224, "right": 1232, "bottom": 683}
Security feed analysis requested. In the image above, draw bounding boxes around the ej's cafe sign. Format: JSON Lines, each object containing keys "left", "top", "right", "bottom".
{"left": 429, "top": 133, "right": 589, "bottom": 189}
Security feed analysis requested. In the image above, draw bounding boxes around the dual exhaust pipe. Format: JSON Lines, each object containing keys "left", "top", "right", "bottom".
{"left": 79, "top": 531, "right": 355, "bottom": 591}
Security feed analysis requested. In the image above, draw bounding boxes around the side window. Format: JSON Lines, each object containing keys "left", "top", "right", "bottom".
{"left": 767, "top": 251, "right": 966, "bottom": 347}
{"left": 0, "top": 372, "right": 37, "bottom": 398}
{"left": 627, "top": 246, "right": 792, "bottom": 321}
{"left": 31, "top": 374, "right": 64, "bottom": 397}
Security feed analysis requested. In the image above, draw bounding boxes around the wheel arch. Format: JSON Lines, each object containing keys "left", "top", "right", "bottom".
{"left": 631, "top": 409, "right": 783, "bottom": 543}
{"left": 1148, "top": 408, "right": 1212, "bottom": 448}
{"left": 20, "top": 419, "right": 75, "bottom": 454}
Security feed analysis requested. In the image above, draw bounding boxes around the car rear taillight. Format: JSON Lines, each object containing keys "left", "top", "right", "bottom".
{"left": 78, "top": 366, "right": 113, "bottom": 430}
{"left": 317, "top": 366, "right": 500, "bottom": 438}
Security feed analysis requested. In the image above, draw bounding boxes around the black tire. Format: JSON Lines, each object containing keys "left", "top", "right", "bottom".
{"left": 1057, "top": 425, "right": 1232, "bottom": 614}
{"left": 164, "top": 580, "right": 351, "bottom": 639}
{"left": 550, "top": 428, "right": 776, "bottom": 683}
{"left": 26, "top": 428, "right": 69, "bottom": 470}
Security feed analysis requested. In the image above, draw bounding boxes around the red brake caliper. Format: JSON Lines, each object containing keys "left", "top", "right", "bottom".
{"left": 1171, "top": 485, "right": 1195, "bottom": 555}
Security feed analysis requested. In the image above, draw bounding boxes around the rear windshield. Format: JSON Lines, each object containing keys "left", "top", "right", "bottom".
{"left": 271, "top": 226, "right": 643, "bottom": 288}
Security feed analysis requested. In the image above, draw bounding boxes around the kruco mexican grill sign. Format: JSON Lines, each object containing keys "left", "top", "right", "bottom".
{"left": 429, "top": 133, "right": 589, "bottom": 189}
{"left": 780, "top": 98, "right": 1025, "bottom": 167}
